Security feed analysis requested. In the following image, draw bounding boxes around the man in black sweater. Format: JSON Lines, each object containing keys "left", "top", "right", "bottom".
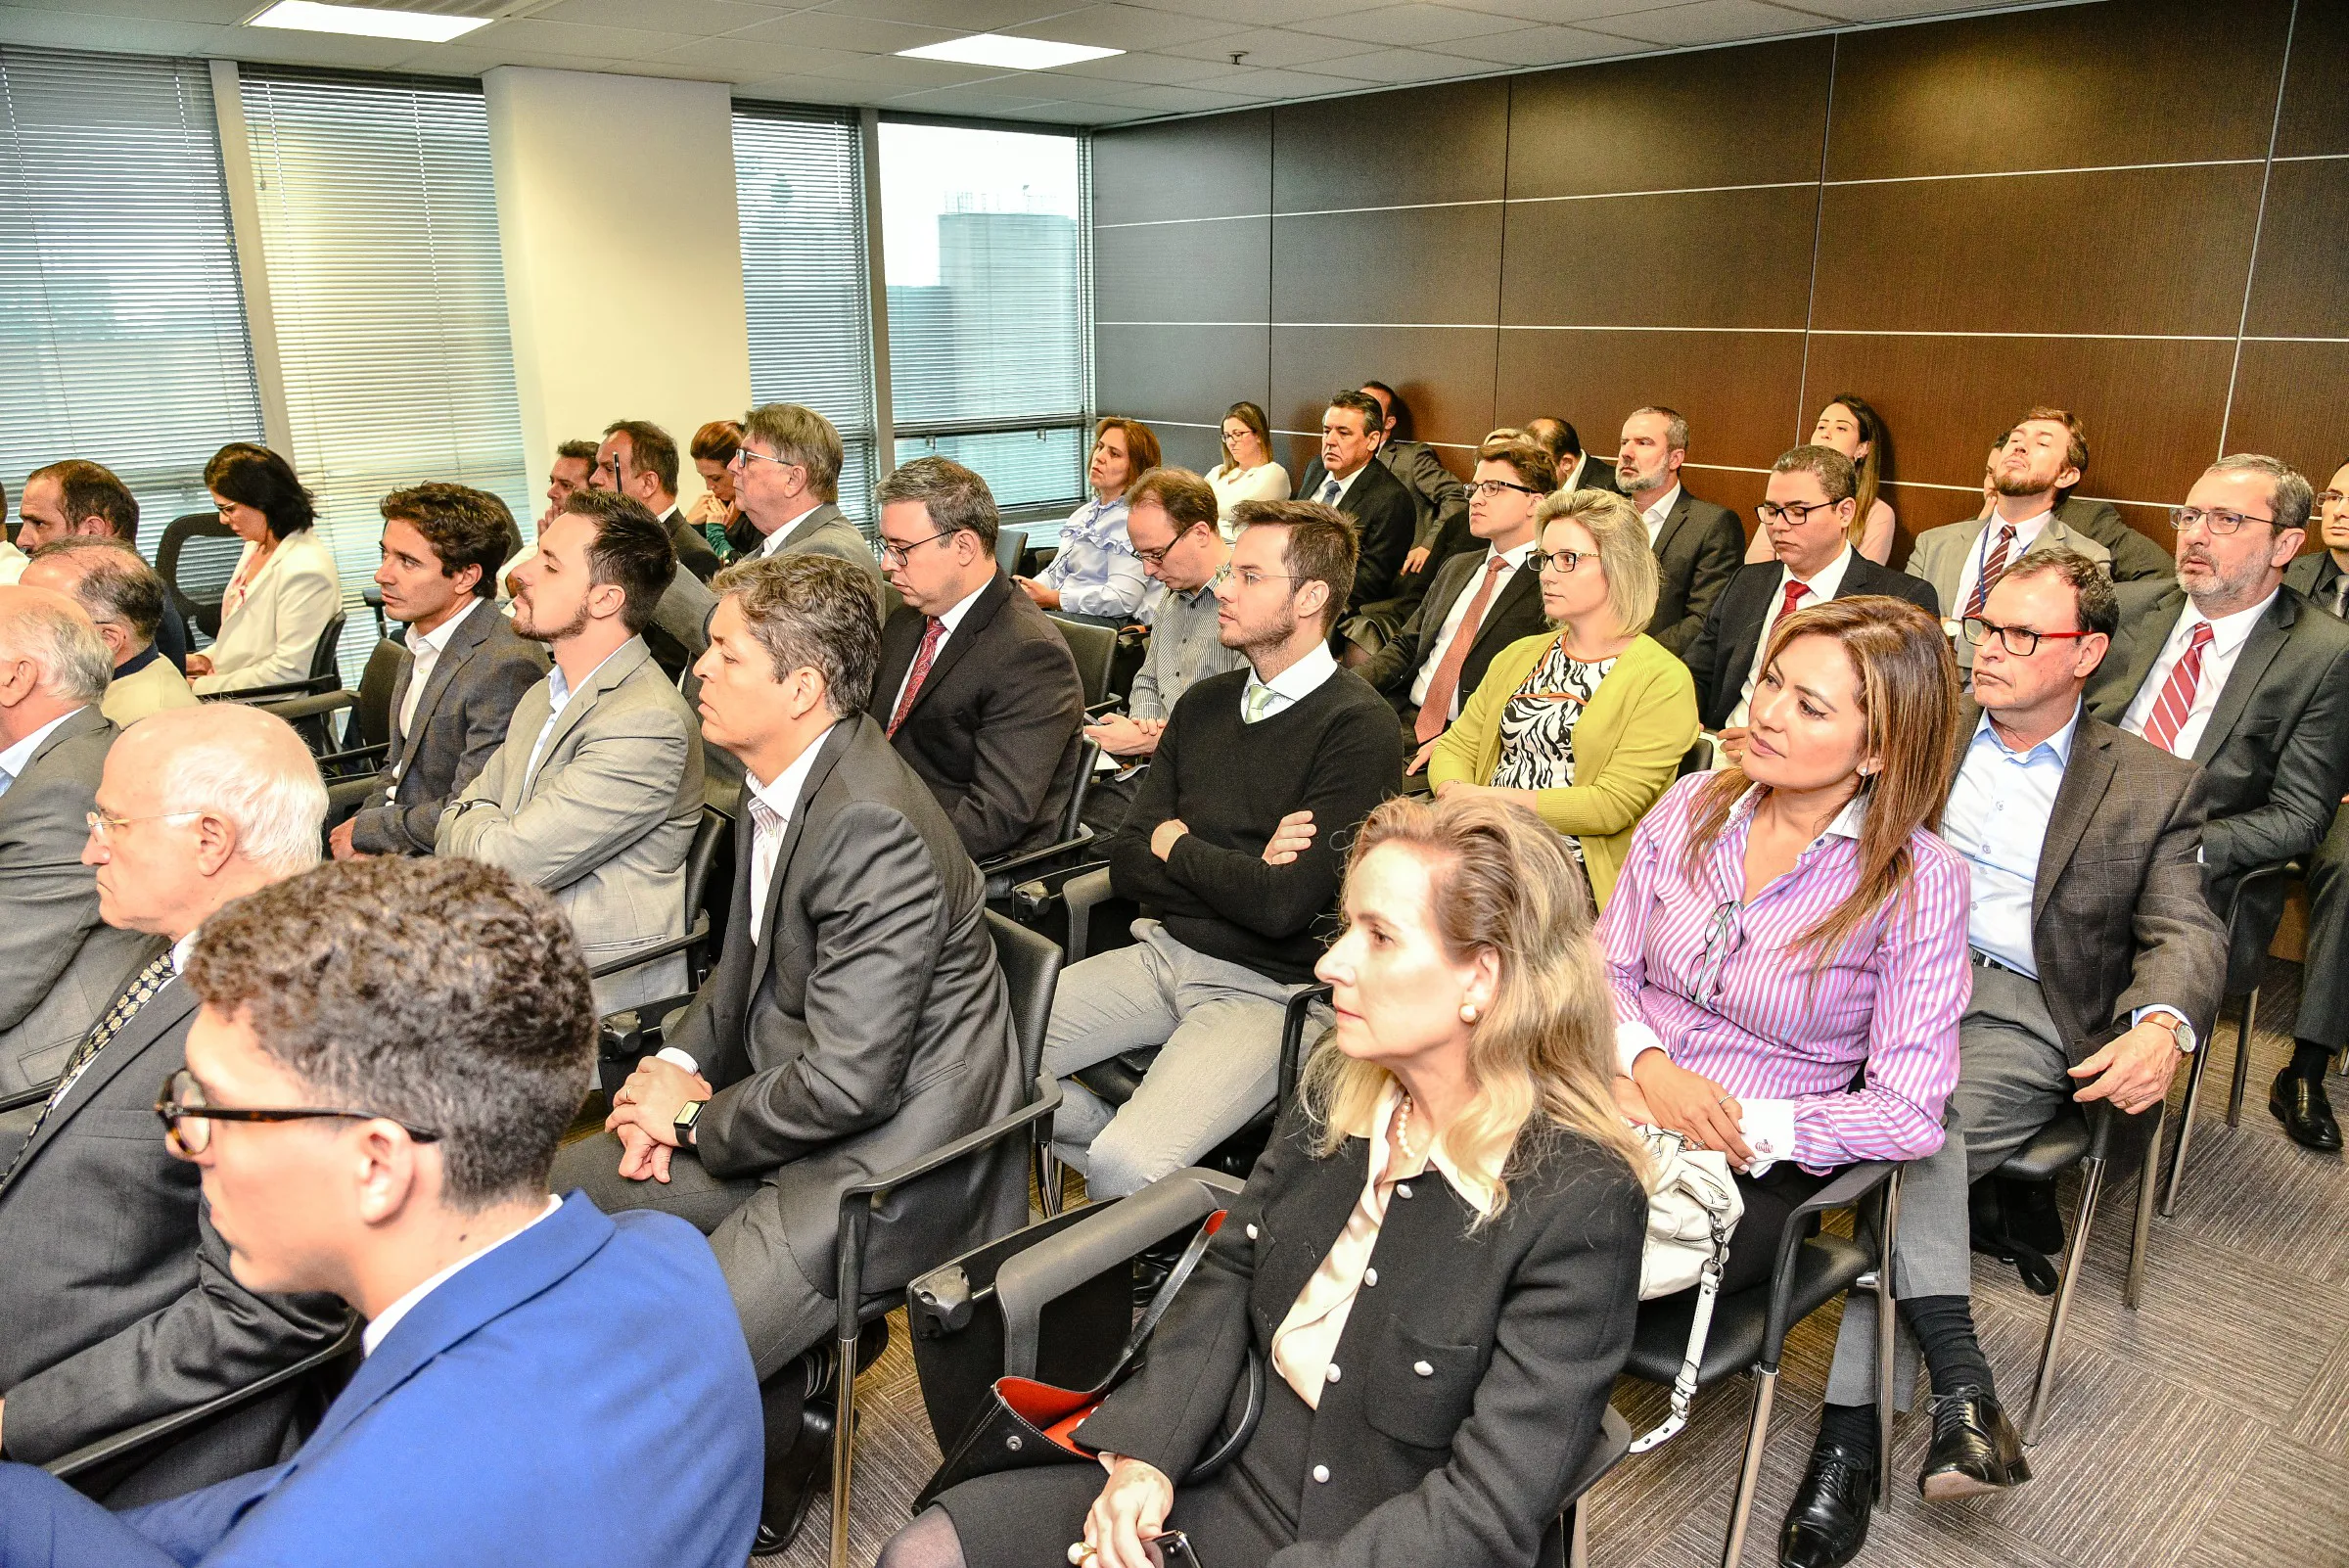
{"left": 1041, "top": 499, "right": 1403, "bottom": 1196}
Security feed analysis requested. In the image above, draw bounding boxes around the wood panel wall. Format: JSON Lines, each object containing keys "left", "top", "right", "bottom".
{"left": 1092, "top": 0, "right": 2348, "bottom": 562}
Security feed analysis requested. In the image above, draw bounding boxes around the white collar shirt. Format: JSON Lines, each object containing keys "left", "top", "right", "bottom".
{"left": 524, "top": 644, "right": 626, "bottom": 789}
{"left": 1952, "top": 505, "right": 2054, "bottom": 618}
{"left": 745, "top": 727, "right": 832, "bottom": 946}
{"left": 2117, "top": 588, "right": 2279, "bottom": 759}
{"left": 0, "top": 707, "right": 82, "bottom": 798}
{"left": 757, "top": 503, "right": 824, "bottom": 557}
{"left": 396, "top": 597, "right": 481, "bottom": 741}
{"left": 1411, "top": 540, "right": 1537, "bottom": 712}
{"left": 362, "top": 1195, "right": 563, "bottom": 1357}
{"left": 1240, "top": 641, "right": 1339, "bottom": 723}
{"left": 1313, "top": 463, "right": 1368, "bottom": 511}
{"left": 886, "top": 577, "right": 992, "bottom": 720}
{"left": 1637, "top": 483, "right": 1684, "bottom": 547}
{"left": 1727, "top": 545, "right": 1855, "bottom": 727}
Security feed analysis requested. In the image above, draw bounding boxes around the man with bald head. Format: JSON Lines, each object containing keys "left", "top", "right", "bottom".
{"left": 22, "top": 540, "right": 197, "bottom": 725}
{"left": 0, "top": 704, "right": 346, "bottom": 1504}
{"left": 0, "top": 585, "right": 151, "bottom": 1091}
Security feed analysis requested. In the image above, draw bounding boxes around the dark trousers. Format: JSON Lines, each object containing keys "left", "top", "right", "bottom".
{"left": 2299, "top": 804, "right": 2349, "bottom": 1052}
{"left": 1721, "top": 1164, "right": 1836, "bottom": 1296}
{"left": 0, "top": 1464, "right": 179, "bottom": 1568}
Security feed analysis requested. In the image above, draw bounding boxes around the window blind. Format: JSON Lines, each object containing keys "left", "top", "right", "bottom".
{"left": 239, "top": 68, "right": 529, "bottom": 679}
{"left": 733, "top": 106, "right": 878, "bottom": 531}
{"left": 878, "top": 120, "right": 1089, "bottom": 530}
{"left": 0, "top": 47, "right": 263, "bottom": 539}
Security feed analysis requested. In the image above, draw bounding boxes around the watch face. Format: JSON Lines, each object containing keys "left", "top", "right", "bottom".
{"left": 676, "top": 1100, "right": 701, "bottom": 1127}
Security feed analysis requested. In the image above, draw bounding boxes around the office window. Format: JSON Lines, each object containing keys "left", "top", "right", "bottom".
{"left": 733, "top": 106, "right": 878, "bottom": 530}
{"left": 878, "top": 120, "right": 1088, "bottom": 530}
{"left": 240, "top": 69, "right": 529, "bottom": 677}
{"left": 0, "top": 47, "right": 264, "bottom": 536}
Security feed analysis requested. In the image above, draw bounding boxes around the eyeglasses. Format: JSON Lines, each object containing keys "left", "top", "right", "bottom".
{"left": 2317, "top": 489, "right": 2346, "bottom": 510}
{"left": 1961, "top": 618, "right": 2097, "bottom": 657}
{"left": 1229, "top": 568, "right": 1300, "bottom": 590}
{"left": 1756, "top": 499, "right": 1845, "bottom": 527}
{"left": 877, "top": 529, "right": 951, "bottom": 567}
{"left": 1466, "top": 480, "right": 1543, "bottom": 500}
{"left": 2169, "top": 505, "right": 2276, "bottom": 535}
{"left": 1132, "top": 526, "right": 1206, "bottom": 569}
{"left": 154, "top": 1068, "right": 442, "bottom": 1159}
{"left": 1533, "top": 548, "right": 1593, "bottom": 575}
{"left": 86, "top": 807, "right": 200, "bottom": 841}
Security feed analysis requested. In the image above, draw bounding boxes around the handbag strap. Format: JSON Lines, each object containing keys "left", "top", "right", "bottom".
{"left": 1101, "top": 1212, "right": 1224, "bottom": 1387}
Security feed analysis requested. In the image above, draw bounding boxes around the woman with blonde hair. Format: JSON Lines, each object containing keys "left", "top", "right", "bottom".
{"left": 887, "top": 794, "right": 1649, "bottom": 1568}
{"left": 1429, "top": 485, "right": 1700, "bottom": 908}
{"left": 1209, "top": 400, "right": 1289, "bottom": 533}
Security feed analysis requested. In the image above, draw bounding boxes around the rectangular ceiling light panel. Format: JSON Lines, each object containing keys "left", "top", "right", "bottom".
{"left": 247, "top": 2, "right": 491, "bottom": 43}
{"left": 898, "top": 33, "right": 1123, "bottom": 70}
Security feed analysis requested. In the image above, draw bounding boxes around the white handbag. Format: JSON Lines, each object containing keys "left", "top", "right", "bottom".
{"left": 1630, "top": 1125, "right": 1744, "bottom": 1452}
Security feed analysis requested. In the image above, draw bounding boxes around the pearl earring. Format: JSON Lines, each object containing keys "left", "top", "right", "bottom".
{"left": 1459, "top": 1002, "right": 1480, "bottom": 1024}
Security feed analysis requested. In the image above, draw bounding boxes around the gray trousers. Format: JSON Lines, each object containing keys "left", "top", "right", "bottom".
{"left": 1042, "top": 920, "right": 1328, "bottom": 1199}
{"left": 550, "top": 1132, "right": 830, "bottom": 1382}
{"left": 1824, "top": 962, "right": 2073, "bottom": 1407}
{"left": 2298, "top": 803, "right": 2349, "bottom": 1051}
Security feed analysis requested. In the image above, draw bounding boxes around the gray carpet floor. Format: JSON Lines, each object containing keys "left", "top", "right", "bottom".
{"left": 758, "top": 955, "right": 2349, "bottom": 1568}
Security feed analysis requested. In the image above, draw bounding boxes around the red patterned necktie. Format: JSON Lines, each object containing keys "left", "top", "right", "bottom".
{"left": 887, "top": 617, "right": 946, "bottom": 738}
{"left": 2141, "top": 621, "right": 2215, "bottom": 756}
{"left": 1966, "top": 524, "right": 2016, "bottom": 618}
{"left": 1776, "top": 577, "right": 1811, "bottom": 627}
{"left": 1415, "top": 556, "right": 1509, "bottom": 745}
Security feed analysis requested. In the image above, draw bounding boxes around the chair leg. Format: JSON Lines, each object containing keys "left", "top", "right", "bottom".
{"left": 1871, "top": 1169, "right": 1902, "bottom": 1507}
{"left": 1569, "top": 1499, "right": 1589, "bottom": 1568}
{"left": 2126, "top": 1105, "right": 2160, "bottom": 1311}
{"left": 2161, "top": 1022, "right": 2216, "bottom": 1217}
{"left": 1720, "top": 1368, "right": 1777, "bottom": 1568}
{"left": 2022, "top": 1157, "right": 2102, "bottom": 1446}
{"left": 1036, "top": 1146, "right": 1064, "bottom": 1219}
{"left": 2226, "top": 987, "right": 2262, "bottom": 1128}
{"left": 826, "top": 1331, "right": 859, "bottom": 1568}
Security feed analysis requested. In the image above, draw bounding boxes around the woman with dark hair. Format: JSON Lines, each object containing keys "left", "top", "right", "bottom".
{"left": 186, "top": 443, "right": 341, "bottom": 695}
{"left": 1016, "top": 417, "right": 1162, "bottom": 623}
{"left": 687, "top": 419, "right": 746, "bottom": 560}
{"left": 1209, "top": 401, "right": 1288, "bottom": 536}
{"left": 1747, "top": 395, "right": 1897, "bottom": 566}
{"left": 883, "top": 794, "right": 1651, "bottom": 1568}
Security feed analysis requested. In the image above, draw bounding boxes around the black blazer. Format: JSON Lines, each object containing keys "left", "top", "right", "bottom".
{"left": 2086, "top": 580, "right": 2349, "bottom": 982}
{"left": 1682, "top": 555, "right": 1940, "bottom": 730}
{"left": 1561, "top": 452, "right": 1623, "bottom": 496}
{"left": 1072, "top": 1101, "right": 1645, "bottom": 1565}
{"left": 0, "top": 968, "right": 347, "bottom": 1504}
{"left": 665, "top": 715, "right": 1027, "bottom": 1302}
{"left": 868, "top": 573, "right": 1086, "bottom": 864}
{"left": 348, "top": 601, "right": 546, "bottom": 855}
{"left": 1356, "top": 546, "right": 1547, "bottom": 725}
{"left": 1294, "top": 457, "right": 1417, "bottom": 614}
{"left": 1644, "top": 486, "right": 1746, "bottom": 657}
{"left": 662, "top": 508, "right": 721, "bottom": 584}
{"left": 2058, "top": 497, "right": 2172, "bottom": 583}
{"left": 2286, "top": 548, "right": 2347, "bottom": 619}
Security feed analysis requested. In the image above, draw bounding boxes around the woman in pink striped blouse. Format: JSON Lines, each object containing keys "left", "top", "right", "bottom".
{"left": 1600, "top": 596, "right": 1969, "bottom": 1296}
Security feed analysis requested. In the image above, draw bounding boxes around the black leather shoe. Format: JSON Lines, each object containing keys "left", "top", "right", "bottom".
{"left": 2270, "top": 1072, "right": 2343, "bottom": 1152}
{"left": 1779, "top": 1443, "right": 1875, "bottom": 1568}
{"left": 1918, "top": 1389, "right": 2030, "bottom": 1501}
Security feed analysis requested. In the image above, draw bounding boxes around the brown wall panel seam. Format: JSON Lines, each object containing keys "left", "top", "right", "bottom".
{"left": 1824, "top": 157, "right": 2265, "bottom": 187}
{"left": 2218, "top": 0, "right": 2298, "bottom": 456}
{"left": 2272, "top": 152, "right": 2349, "bottom": 163}
{"left": 1796, "top": 32, "right": 1836, "bottom": 444}
{"left": 1491, "top": 76, "right": 1511, "bottom": 439}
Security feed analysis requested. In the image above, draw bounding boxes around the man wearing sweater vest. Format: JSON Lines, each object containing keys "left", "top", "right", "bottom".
{"left": 1041, "top": 500, "right": 1404, "bottom": 1197}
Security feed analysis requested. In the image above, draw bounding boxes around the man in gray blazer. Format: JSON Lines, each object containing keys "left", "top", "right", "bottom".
{"left": 439, "top": 491, "right": 704, "bottom": 1015}
{"left": 0, "top": 585, "right": 150, "bottom": 1092}
{"left": 1362, "top": 380, "right": 1471, "bottom": 576}
{"left": 0, "top": 704, "right": 345, "bottom": 1504}
{"left": 1784, "top": 552, "right": 2226, "bottom": 1568}
{"left": 733, "top": 402, "right": 883, "bottom": 600}
{"left": 1618, "top": 405, "right": 1743, "bottom": 656}
{"left": 554, "top": 554, "right": 1024, "bottom": 1543}
{"left": 331, "top": 484, "right": 545, "bottom": 857}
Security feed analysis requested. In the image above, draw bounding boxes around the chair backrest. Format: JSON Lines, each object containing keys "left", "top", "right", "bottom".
{"left": 307, "top": 611, "right": 348, "bottom": 686}
{"left": 684, "top": 805, "right": 735, "bottom": 942}
{"left": 994, "top": 528, "right": 1027, "bottom": 576}
{"left": 1046, "top": 614, "right": 1118, "bottom": 709}
{"left": 156, "top": 513, "right": 244, "bottom": 639}
{"left": 985, "top": 908, "right": 1062, "bottom": 1086}
{"left": 1059, "top": 738, "right": 1099, "bottom": 842}
{"left": 352, "top": 638, "right": 407, "bottom": 750}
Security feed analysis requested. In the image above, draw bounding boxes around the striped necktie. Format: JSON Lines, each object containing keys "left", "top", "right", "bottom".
{"left": 0, "top": 949, "right": 177, "bottom": 1192}
{"left": 2141, "top": 622, "right": 2215, "bottom": 757}
{"left": 1967, "top": 523, "right": 2017, "bottom": 618}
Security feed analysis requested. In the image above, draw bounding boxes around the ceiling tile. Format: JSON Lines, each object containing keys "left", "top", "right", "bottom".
{"left": 482, "top": 17, "right": 706, "bottom": 61}
{"left": 1186, "top": 64, "right": 1383, "bottom": 99}
{"left": 2, "top": 0, "right": 246, "bottom": 19}
{"left": 1579, "top": 0, "right": 1826, "bottom": 47}
{"left": 810, "top": 0, "right": 1069, "bottom": 28}
{"left": 994, "top": 98, "right": 1136, "bottom": 122}
{"left": 1311, "top": 44, "right": 1503, "bottom": 82}
{"left": 1428, "top": 20, "right": 1635, "bottom": 62}
{"left": 818, "top": 50, "right": 1021, "bottom": 87}
{"left": 1159, "top": 25, "right": 1385, "bottom": 69}
{"left": 1288, "top": 2, "right": 1533, "bottom": 47}
{"left": 655, "top": 34, "right": 870, "bottom": 75}
{"left": 1005, "top": 3, "right": 1252, "bottom": 50}
{"left": 1041, "top": 49, "right": 1250, "bottom": 84}
{"left": 0, "top": 6, "right": 222, "bottom": 49}
{"left": 534, "top": 0, "right": 793, "bottom": 32}
{"left": 731, "top": 9, "right": 957, "bottom": 53}
{"left": 1430, "top": 0, "right": 1677, "bottom": 19}
{"left": 881, "top": 82, "right": 1071, "bottom": 113}
{"left": 1127, "top": 0, "right": 1366, "bottom": 24}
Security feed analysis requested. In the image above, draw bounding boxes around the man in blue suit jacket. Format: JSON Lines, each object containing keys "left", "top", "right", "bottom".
{"left": 0, "top": 856, "right": 762, "bottom": 1568}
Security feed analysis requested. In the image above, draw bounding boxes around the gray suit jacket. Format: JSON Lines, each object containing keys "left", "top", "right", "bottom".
{"left": 1645, "top": 486, "right": 1746, "bottom": 657}
{"left": 0, "top": 967, "right": 347, "bottom": 1503}
{"left": 667, "top": 714, "right": 1025, "bottom": 1301}
{"left": 761, "top": 501, "right": 883, "bottom": 597}
{"left": 1907, "top": 513, "right": 2111, "bottom": 668}
{"left": 2086, "top": 581, "right": 2349, "bottom": 981}
{"left": 1374, "top": 439, "right": 1471, "bottom": 562}
{"left": 348, "top": 602, "right": 547, "bottom": 856}
{"left": 0, "top": 706, "right": 154, "bottom": 1091}
{"left": 2058, "top": 496, "right": 2173, "bottom": 582}
{"left": 438, "top": 636, "right": 705, "bottom": 1011}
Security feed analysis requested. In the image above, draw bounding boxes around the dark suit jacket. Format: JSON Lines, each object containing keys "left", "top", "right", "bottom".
{"left": 662, "top": 507, "right": 721, "bottom": 585}
{"left": 1294, "top": 456, "right": 1417, "bottom": 614}
{"left": 2285, "top": 549, "right": 2347, "bottom": 619}
{"left": 868, "top": 574, "right": 1086, "bottom": 864}
{"left": 1643, "top": 485, "right": 1746, "bottom": 657}
{"left": 1355, "top": 546, "right": 1547, "bottom": 729}
{"left": 1374, "top": 439, "right": 1471, "bottom": 561}
{"left": 1951, "top": 705, "right": 2226, "bottom": 1059}
{"left": 347, "top": 601, "right": 546, "bottom": 855}
{"left": 1683, "top": 554, "right": 1941, "bottom": 729}
{"left": 2086, "top": 581, "right": 2349, "bottom": 980}
{"left": 2059, "top": 496, "right": 2173, "bottom": 582}
{"left": 0, "top": 966, "right": 348, "bottom": 1504}
{"left": 666, "top": 715, "right": 1026, "bottom": 1300}
{"left": 1069, "top": 1100, "right": 1645, "bottom": 1565}
{"left": 1561, "top": 451, "right": 1624, "bottom": 495}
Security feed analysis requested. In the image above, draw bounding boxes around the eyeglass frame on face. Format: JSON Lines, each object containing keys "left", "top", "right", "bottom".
{"left": 1133, "top": 521, "right": 1210, "bottom": 569}
{"left": 1532, "top": 548, "right": 1593, "bottom": 576}
{"left": 86, "top": 807, "right": 201, "bottom": 842}
{"left": 729, "top": 445, "right": 804, "bottom": 476}
{"left": 2169, "top": 504, "right": 2277, "bottom": 536}
{"left": 1960, "top": 617, "right": 2096, "bottom": 658}
{"left": 1755, "top": 498, "right": 1847, "bottom": 527}
{"left": 877, "top": 527, "right": 955, "bottom": 568}
{"left": 1466, "top": 479, "right": 1543, "bottom": 501}
{"left": 155, "top": 1067, "right": 442, "bottom": 1160}
{"left": 2315, "top": 489, "right": 2346, "bottom": 511}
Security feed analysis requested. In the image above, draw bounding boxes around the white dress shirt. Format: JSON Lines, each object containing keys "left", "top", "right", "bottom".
{"left": 0, "top": 706, "right": 84, "bottom": 797}
{"left": 523, "top": 644, "right": 626, "bottom": 789}
{"left": 1637, "top": 483, "right": 1683, "bottom": 548}
{"left": 1239, "top": 641, "right": 1338, "bottom": 723}
{"left": 2117, "top": 589, "right": 2279, "bottom": 760}
{"left": 757, "top": 503, "right": 825, "bottom": 558}
{"left": 1209, "top": 462, "right": 1291, "bottom": 535}
{"left": 1313, "top": 463, "right": 1368, "bottom": 511}
{"left": 1727, "top": 545, "right": 1856, "bottom": 727}
{"left": 1950, "top": 505, "right": 2053, "bottom": 620}
{"left": 362, "top": 1194, "right": 562, "bottom": 1357}
{"left": 885, "top": 578, "right": 990, "bottom": 719}
{"left": 397, "top": 597, "right": 481, "bottom": 741}
{"left": 1410, "top": 540, "right": 1536, "bottom": 712}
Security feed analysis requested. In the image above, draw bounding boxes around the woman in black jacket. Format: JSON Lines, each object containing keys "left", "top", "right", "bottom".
{"left": 884, "top": 794, "right": 1652, "bottom": 1568}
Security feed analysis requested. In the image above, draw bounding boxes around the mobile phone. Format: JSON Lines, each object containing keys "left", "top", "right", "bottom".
{"left": 1144, "top": 1530, "right": 1202, "bottom": 1568}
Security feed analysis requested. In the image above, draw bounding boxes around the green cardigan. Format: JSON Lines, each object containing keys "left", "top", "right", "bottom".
{"left": 1428, "top": 629, "right": 1699, "bottom": 908}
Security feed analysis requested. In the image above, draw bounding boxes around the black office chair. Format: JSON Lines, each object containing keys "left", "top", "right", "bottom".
{"left": 590, "top": 805, "right": 740, "bottom": 1082}
{"left": 156, "top": 513, "right": 245, "bottom": 640}
{"left": 262, "top": 637, "right": 405, "bottom": 790}
{"left": 979, "top": 739, "right": 1101, "bottom": 900}
{"left": 994, "top": 528, "right": 1028, "bottom": 578}
{"left": 2163, "top": 857, "right": 2297, "bottom": 1214}
{"left": 988, "top": 910, "right": 1066, "bottom": 1223}
{"left": 1046, "top": 613, "right": 1119, "bottom": 711}
{"left": 198, "top": 611, "right": 349, "bottom": 706}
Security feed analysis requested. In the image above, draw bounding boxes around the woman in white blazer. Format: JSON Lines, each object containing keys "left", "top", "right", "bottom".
{"left": 186, "top": 443, "right": 342, "bottom": 695}
{"left": 1208, "top": 400, "right": 1290, "bottom": 537}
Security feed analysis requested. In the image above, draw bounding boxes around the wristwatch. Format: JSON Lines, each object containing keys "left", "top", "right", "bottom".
{"left": 673, "top": 1098, "right": 707, "bottom": 1146}
{"left": 2145, "top": 1011, "right": 2197, "bottom": 1055}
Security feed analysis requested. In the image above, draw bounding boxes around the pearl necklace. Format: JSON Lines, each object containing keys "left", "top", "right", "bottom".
{"left": 1395, "top": 1090, "right": 1425, "bottom": 1164}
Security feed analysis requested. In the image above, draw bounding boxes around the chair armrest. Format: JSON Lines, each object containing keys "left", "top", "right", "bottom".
{"left": 834, "top": 1078, "right": 1064, "bottom": 1346}
{"left": 1084, "top": 698, "right": 1125, "bottom": 718}
{"left": 992, "top": 1166, "right": 1245, "bottom": 1380}
{"left": 0, "top": 1078, "right": 61, "bottom": 1114}
{"left": 982, "top": 825, "right": 1097, "bottom": 884}
{"left": 1278, "top": 984, "right": 1334, "bottom": 1105}
{"left": 42, "top": 1315, "right": 363, "bottom": 1482}
{"left": 597, "top": 992, "right": 703, "bottom": 1063}
{"left": 2223, "top": 857, "right": 2301, "bottom": 933}
{"left": 1763, "top": 1162, "right": 1898, "bottom": 1359}
{"left": 585, "top": 913, "right": 712, "bottom": 980}
{"left": 202, "top": 676, "right": 339, "bottom": 704}
{"left": 253, "top": 690, "right": 356, "bottom": 724}
{"left": 317, "top": 742, "right": 390, "bottom": 774}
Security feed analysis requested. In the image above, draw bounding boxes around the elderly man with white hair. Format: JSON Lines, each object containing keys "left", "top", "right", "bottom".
{"left": 0, "top": 702, "right": 347, "bottom": 1505}
{"left": 0, "top": 583, "right": 150, "bottom": 1092}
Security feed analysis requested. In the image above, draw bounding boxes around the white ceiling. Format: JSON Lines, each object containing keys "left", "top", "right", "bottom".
{"left": 0, "top": 0, "right": 2047, "bottom": 125}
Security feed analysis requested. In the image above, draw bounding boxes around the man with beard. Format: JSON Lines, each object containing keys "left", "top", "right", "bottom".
{"left": 438, "top": 489, "right": 704, "bottom": 1014}
{"left": 1617, "top": 406, "right": 1742, "bottom": 657}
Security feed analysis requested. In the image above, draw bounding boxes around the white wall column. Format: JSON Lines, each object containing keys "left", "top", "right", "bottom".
{"left": 484, "top": 68, "right": 752, "bottom": 515}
